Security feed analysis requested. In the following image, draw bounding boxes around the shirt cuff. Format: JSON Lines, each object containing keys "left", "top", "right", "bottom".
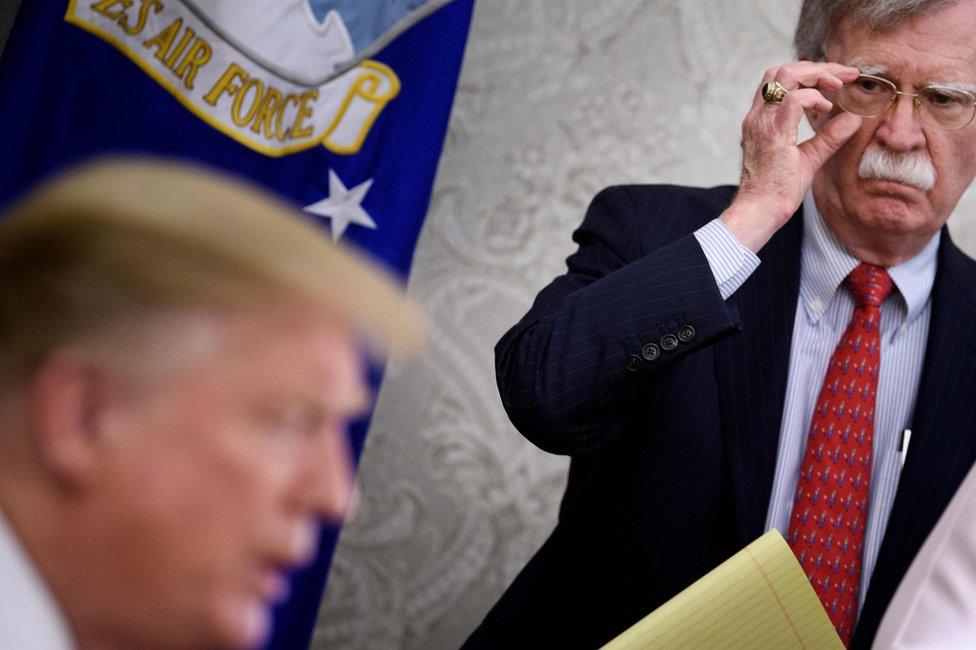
{"left": 693, "top": 218, "right": 761, "bottom": 300}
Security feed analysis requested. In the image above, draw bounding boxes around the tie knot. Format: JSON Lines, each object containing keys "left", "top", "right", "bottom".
{"left": 847, "top": 262, "right": 893, "bottom": 308}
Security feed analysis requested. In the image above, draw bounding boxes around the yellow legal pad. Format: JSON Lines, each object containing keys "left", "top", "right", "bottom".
{"left": 602, "top": 530, "right": 843, "bottom": 649}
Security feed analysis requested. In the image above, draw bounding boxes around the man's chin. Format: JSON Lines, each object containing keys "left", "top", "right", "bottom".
{"left": 210, "top": 594, "right": 273, "bottom": 650}
{"left": 848, "top": 184, "right": 933, "bottom": 233}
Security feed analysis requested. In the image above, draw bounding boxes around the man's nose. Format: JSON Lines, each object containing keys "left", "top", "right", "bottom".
{"left": 299, "top": 427, "right": 355, "bottom": 523}
{"left": 875, "top": 94, "right": 927, "bottom": 151}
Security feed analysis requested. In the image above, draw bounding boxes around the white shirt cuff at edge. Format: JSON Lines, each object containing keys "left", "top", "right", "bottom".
{"left": 693, "top": 218, "right": 761, "bottom": 301}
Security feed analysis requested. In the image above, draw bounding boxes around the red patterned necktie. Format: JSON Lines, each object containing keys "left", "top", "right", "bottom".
{"left": 786, "top": 262, "right": 893, "bottom": 646}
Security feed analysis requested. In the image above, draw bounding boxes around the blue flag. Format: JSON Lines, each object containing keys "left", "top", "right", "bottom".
{"left": 0, "top": 0, "right": 474, "bottom": 647}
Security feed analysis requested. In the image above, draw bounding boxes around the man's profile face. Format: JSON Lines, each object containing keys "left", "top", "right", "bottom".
{"left": 83, "top": 310, "right": 366, "bottom": 648}
{"left": 811, "top": 1, "right": 976, "bottom": 239}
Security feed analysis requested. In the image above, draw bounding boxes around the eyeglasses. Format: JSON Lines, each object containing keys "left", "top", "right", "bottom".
{"left": 836, "top": 74, "right": 976, "bottom": 130}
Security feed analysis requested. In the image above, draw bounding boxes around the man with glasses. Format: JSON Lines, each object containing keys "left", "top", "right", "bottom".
{"left": 466, "top": 1, "right": 976, "bottom": 648}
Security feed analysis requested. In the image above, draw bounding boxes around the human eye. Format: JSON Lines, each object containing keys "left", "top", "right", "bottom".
{"left": 855, "top": 77, "right": 885, "bottom": 94}
{"left": 263, "top": 402, "right": 325, "bottom": 439}
{"left": 923, "top": 86, "right": 970, "bottom": 109}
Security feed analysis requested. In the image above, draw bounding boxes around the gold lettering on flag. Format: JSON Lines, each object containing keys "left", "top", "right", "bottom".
{"left": 67, "top": 0, "right": 401, "bottom": 157}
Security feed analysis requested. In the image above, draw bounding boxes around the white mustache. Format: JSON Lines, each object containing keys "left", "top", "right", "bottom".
{"left": 857, "top": 143, "right": 936, "bottom": 192}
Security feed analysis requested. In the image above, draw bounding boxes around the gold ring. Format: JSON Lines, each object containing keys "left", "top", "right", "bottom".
{"left": 761, "top": 80, "right": 789, "bottom": 104}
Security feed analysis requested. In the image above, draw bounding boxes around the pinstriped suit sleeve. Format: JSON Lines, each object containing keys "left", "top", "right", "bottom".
{"left": 495, "top": 186, "right": 742, "bottom": 455}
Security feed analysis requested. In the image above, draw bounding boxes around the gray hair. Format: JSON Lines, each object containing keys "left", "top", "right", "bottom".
{"left": 794, "top": 0, "right": 963, "bottom": 61}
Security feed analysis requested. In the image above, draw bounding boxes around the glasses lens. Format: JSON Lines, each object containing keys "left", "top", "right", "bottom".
{"left": 837, "top": 75, "right": 894, "bottom": 117}
{"left": 918, "top": 86, "right": 976, "bottom": 129}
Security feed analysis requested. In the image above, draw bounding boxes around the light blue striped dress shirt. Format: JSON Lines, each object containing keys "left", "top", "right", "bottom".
{"left": 693, "top": 190, "right": 940, "bottom": 613}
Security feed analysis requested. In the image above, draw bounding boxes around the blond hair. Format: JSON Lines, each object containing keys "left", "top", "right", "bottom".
{"left": 0, "top": 157, "right": 425, "bottom": 377}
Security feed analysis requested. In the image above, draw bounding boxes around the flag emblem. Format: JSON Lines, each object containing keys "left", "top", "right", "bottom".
{"left": 67, "top": 0, "right": 401, "bottom": 157}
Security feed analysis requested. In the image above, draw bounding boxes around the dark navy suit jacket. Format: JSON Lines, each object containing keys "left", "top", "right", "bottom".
{"left": 465, "top": 184, "right": 976, "bottom": 649}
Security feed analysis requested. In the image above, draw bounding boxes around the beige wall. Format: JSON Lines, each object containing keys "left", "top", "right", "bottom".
{"left": 313, "top": 1, "right": 976, "bottom": 648}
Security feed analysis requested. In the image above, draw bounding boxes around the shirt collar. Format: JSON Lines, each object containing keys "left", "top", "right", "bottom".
{"left": 888, "top": 230, "right": 940, "bottom": 325}
{"left": 0, "top": 508, "right": 74, "bottom": 649}
{"left": 799, "top": 190, "right": 939, "bottom": 326}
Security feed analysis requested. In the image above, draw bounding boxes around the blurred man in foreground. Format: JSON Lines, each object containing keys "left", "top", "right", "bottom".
{"left": 0, "top": 158, "right": 424, "bottom": 649}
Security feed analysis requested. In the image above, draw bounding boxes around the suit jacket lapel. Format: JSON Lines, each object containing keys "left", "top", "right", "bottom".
{"left": 714, "top": 209, "right": 804, "bottom": 547}
{"left": 853, "top": 230, "right": 976, "bottom": 648}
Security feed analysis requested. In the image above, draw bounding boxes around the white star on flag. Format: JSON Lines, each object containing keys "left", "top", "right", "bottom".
{"left": 303, "top": 169, "right": 377, "bottom": 241}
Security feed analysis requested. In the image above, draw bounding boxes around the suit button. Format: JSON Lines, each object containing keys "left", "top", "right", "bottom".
{"left": 661, "top": 334, "right": 679, "bottom": 351}
{"left": 677, "top": 325, "right": 696, "bottom": 343}
{"left": 626, "top": 355, "right": 643, "bottom": 372}
{"left": 642, "top": 343, "right": 660, "bottom": 361}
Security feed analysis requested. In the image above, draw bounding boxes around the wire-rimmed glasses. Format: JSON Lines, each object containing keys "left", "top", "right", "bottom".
{"left": 836, "top": 73, "right": 976, "bottom": 130}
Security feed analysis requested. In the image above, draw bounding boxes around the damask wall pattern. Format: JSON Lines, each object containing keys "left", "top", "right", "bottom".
{"left": 313, "top": 2, "right": 976, "bottom": 648}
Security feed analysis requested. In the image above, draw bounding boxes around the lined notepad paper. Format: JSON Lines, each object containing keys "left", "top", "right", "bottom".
{"left": 603, "top": 530, "right": 843, "bottom": 649}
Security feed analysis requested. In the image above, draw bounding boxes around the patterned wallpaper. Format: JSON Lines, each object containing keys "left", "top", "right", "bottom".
{"left": 313, "top": 1, "right": 976, "bottom": 648}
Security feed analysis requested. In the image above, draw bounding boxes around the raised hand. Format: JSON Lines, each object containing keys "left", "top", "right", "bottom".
{"left": 721, "top": 62, "right": 863, "bottom": 252}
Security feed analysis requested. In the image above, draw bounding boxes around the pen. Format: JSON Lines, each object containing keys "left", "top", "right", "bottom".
{"left": 899, "top": 429, "right": 912, "bottom": 468}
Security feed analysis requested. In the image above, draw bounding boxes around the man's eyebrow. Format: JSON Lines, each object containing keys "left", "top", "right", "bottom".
{"left": 847, "top": 62, "right": 976, "bottom": 95}
{"left": 851, "top": 63, "right": 888, "bottom": 76}
{"left": 303, "top": 387, "right": 373, "bottom": 419}
{"left": 933, "top": 81, "right": 976, "bottom": 96}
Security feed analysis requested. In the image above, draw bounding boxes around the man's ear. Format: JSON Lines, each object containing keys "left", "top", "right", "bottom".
{"left": 25, "top": 351, "right": 107, "bottom": 488}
